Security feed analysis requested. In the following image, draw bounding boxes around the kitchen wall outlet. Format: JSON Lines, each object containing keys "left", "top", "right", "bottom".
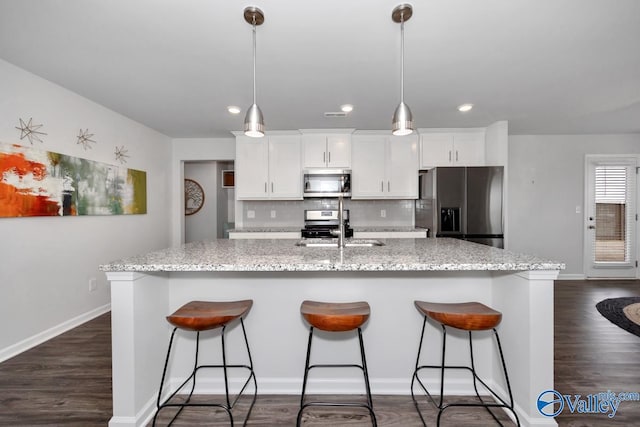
{"left": 575, "top": 206, "right": 581, "bottom": 214}
{"left": 247, "top": 210, "right": 255, "bottom": 219}
{"left": 89, "top": 278, "right": 97, "bottom": 292}
{"left": 380, "top": 209, "right": 386, "bottom": 218}
{"left": 270, "top": 210, "right": 276, "bottom": 218}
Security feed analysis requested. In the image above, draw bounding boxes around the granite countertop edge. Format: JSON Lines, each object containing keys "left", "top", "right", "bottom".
{"left": 100, "top": 238, "right": 564, "bottom": 273}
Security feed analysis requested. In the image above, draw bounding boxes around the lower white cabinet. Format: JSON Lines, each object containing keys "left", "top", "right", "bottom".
{"left": 351, "top": 134, "right": 418, "bottom": 199}
{"left": 236, "top": 135, "right": 302, "bottom": 200}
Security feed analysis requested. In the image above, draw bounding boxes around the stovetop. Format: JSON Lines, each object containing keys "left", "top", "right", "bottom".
{"left": 301, "top": 225, "right": 354, "bottom": 238}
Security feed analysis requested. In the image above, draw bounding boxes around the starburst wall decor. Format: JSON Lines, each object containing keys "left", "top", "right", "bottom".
{"left": 114, "top": 145, "right": 130, "bottom": 164}
{"left": 77, "top": 128, "right": 96, "bottom": 150}
{"left": 15, "top": 117, "right": 47, "bottom": 144}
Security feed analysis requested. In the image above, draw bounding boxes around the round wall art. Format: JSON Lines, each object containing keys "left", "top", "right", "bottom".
{"left": 184, "top": 179, "right": 204, "bottom": 215}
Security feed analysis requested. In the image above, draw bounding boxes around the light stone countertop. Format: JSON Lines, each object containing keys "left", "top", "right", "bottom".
{"left": 100, "top": 238, "right": 564, "bottom": 272}
{"left": 228, "top": 227, "right": 427, "bottom": 233}
{"left": 228, "top": 227, "right": 301, "bottom": 233}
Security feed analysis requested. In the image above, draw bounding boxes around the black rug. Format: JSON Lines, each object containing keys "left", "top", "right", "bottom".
{"left": 596, "top": 297, "right": 640, "bottom": 337}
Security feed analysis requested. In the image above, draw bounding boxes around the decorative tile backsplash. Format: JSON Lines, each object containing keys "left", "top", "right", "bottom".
{"left": 239, "top": 199, "right": 415, "bottom": 228}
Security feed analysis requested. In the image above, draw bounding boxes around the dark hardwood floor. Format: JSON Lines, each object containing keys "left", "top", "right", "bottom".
{"left": 554, "top": 280, "right": 640, "bottom": 426}
{"left": 0, "top": 280, "right": 638, "bottom": 426}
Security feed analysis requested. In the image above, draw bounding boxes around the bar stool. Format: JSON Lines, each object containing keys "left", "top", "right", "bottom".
{"left": 411, "top": 301, "right": 519, "bottom": 426}
{"left": 297, "top": 300, "right": 376, "bottom": 426}
{"left": 152, "top": 300, "right": 257, "bottom": 426}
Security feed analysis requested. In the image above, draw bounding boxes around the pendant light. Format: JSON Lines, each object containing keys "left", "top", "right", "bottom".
{"left": 243, "top": 6, "right": 265, "bottom": 138}
{"left": 391, "top": 4, "right": 414, "bottom": 136}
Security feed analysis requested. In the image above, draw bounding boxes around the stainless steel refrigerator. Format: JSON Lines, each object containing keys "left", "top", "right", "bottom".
{"left": 415, "top": 166, "right": 504, "bottom": 248}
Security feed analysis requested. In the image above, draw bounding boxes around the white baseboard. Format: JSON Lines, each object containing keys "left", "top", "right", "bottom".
{"left": 556, "top": 273, "right": 586, "bottom": 280}
{"left": 0, "top": 303, "right": 111, "bottom": 363}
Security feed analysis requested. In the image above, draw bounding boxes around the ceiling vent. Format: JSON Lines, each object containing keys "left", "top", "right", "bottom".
{"left": 324, "top": 111, "right": 348, "bottom": 118}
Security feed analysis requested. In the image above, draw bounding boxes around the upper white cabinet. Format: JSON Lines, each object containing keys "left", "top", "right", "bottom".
{"left": 351, "top": 133, "right": 418, "bottom": 199}
{"left": 420, "top": 129, "right": 485, "bottom": 168}
{"left": 235, "top": 134, "right": 302, "bottom": 200}
{"left": 302, "top": 133, "right": 351, "bottom": 168}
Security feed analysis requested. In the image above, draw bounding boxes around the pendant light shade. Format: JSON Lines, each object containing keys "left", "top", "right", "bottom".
{"left": 244, "top": 103, "right": 265, "bottom": 137}
{"left": 243, "top": 6, "right": 265, "bottom": 138}
{"left": 391, "top": 4, "right": 414, "bottom": 136}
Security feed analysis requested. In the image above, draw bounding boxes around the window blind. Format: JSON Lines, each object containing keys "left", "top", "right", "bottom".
{"left": 593, "top": 166, "right": 631, "bottom": 263}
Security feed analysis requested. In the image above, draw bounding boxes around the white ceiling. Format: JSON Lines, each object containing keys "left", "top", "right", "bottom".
{"left": 0, "top": 0, "right": 639, "bottom": 138}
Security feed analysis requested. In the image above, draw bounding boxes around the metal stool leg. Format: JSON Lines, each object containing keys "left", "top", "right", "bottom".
{"left": 153, "top": 327, "right": 177, "bottom": 427}
{"left": 297, "top": 326, "right": 376, "bottom": 427}
{"left": 296, "top": 326, "right": 314, "bottom": 427}
{"left": 153, "top": 318, "right": 258, "bottom": 427}
{"left": 239, "top": 318, "right": 258, "bottom": 426}
{"left": 357, "top": 327, "right": 377, "bottom": 426}
{"left": 412, "top": 321, "right": 520, "bottom": 426}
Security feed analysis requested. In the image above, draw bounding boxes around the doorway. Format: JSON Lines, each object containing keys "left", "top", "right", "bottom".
{"left": 584, "top": 155, "right": 638, "bottom": 278}
{"left": 184, "top": 161, "right": 235, "bottom": 243}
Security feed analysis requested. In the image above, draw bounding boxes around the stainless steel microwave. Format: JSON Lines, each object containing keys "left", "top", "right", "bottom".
{"left": 303, "top": 169, "right": 351, "bottom": 198}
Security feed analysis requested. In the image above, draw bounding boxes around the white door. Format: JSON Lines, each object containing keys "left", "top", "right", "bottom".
{"left": 235, "top": 136, "right": 269, "bottom": 199}
{"left": 387, "top": 134, "right": 418, "bottom": 199}
{"left": 584, "top": 155, "right": 638, "bottom": 278}
{"left": 268, "top": 135, "right": 302, "bottom": 199}
{"left": 351, "top": 135, "right": 386, "bottom": 198}
{"left": 326, "top": 135, "right": 351, "bottom": 168}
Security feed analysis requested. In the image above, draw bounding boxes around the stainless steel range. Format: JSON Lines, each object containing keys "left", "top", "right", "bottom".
{"left": 301, "top": 209, "right": 353, "bottom": 239}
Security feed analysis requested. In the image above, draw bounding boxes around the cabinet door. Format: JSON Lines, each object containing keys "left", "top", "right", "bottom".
{"left": 351, "top": 136, "right": 386, "bottom": 199}
{"left": 453, "top": 132, "right": 485, "bottom": 166}
{"left": 302, "top": 135, "right": 327, "bottom": 168}
{"left": 268, "top": 135, "right": 302, "bottom": 199}
{"left": 420, "top": 133, "right": 454, "bottom": 167}
{"left": 326, "top": 135, "right": 351, "bottom": 168}
{"left": 236, "top": 136, "right": 269, "bottom": 199}
{"left": 387, "top": 135, "right": 418, "bottom": 198}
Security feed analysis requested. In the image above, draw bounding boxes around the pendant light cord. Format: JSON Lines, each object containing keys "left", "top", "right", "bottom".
{"left": 400, "top": 12, "right": 405, "bottom": 104}
{"left": 252, "top": 18, "right": 257, "bottom": 105}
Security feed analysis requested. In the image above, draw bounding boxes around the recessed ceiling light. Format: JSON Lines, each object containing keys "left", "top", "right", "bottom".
{"left": 227, "top": 106, "right": 241, "bottom": 114}
{"left": 340, "top": 104, "right": 354, "bottom": 113}
{"left": 458, "top": 103, "right": 473, "bottom": 112}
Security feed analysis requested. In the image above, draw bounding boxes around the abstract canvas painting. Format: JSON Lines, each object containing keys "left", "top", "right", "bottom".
{"left": 0, "top": 141, "right": 146, "bottom": 217}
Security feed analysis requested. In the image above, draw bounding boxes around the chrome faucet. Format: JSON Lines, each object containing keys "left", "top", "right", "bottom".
{"left": 331, "top": 195, "right": 346, "bottom": 248}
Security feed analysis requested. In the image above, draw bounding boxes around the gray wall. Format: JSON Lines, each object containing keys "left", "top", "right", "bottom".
{"left": 507, "top": 134, "right": 640, "bottom": 276}
{"left": 0, "top": 59, "right": 171, "bottom": 359}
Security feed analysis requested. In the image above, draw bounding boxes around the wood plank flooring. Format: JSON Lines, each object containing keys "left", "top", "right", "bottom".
{"left": 0, "top": 279, "right": 638, "bottom": 426}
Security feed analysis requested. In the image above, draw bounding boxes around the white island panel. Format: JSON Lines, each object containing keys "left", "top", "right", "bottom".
{"left": 103, "top": 238, "right": 561, "bottom": 427}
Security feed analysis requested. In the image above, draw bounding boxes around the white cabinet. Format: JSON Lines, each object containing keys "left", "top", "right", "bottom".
{"left": 420, "top": 130, "right": 485, "bottom": 167}
{"left": 351, "top": 134, "right": 418, "bottom": 199}
{"left": 302, "top": 134, "right": 351, "bottom": 168}
{"left": 235, "top": 135, "right": 302, "bottom": 200}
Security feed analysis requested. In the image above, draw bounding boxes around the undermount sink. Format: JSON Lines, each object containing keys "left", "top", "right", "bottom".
{"left": 296, "top": 239, "right": 384, "bottom": 248}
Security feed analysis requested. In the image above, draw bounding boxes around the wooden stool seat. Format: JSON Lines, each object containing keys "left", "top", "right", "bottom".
{"left": 300, "top": 300, "right": 370, "bottom": 332}
{"left": 414, "top": 301, "right": 502, "bottom": 331}
{"left": 167, "top": 300, "right": 253, "bottom": 332}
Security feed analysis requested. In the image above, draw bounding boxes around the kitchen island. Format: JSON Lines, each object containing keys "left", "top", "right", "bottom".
{"left": 101, "top": 238, "right": 563, "bottom": 427}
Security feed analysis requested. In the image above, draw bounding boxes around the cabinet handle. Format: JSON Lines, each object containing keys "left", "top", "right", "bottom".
{"left": 328, "top": 151, "right": 331, "bottom": 164}
{"left": 388, "top": 181, "right": 390, "bottom": 192}
{"left": 449, "top": 150, "right": 452, "bottom": 162}
{"left": 381, "top": 181, "right": 384, "bottom": 192}
{"left": 264, "top": 182, "right": 267, "bottom": 193}
{"left": 271, "top": 182, "right": 274, "bottom": 192}
{"left": 456, "top": 150, "right": 459, "bottom": 161}
{"left": 323, "top": 152, "right": 326, "bottom": 163}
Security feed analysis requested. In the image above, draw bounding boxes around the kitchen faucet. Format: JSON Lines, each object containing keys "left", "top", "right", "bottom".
{"left": 331, "top": 195, "right": 346, "bottom": 248}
